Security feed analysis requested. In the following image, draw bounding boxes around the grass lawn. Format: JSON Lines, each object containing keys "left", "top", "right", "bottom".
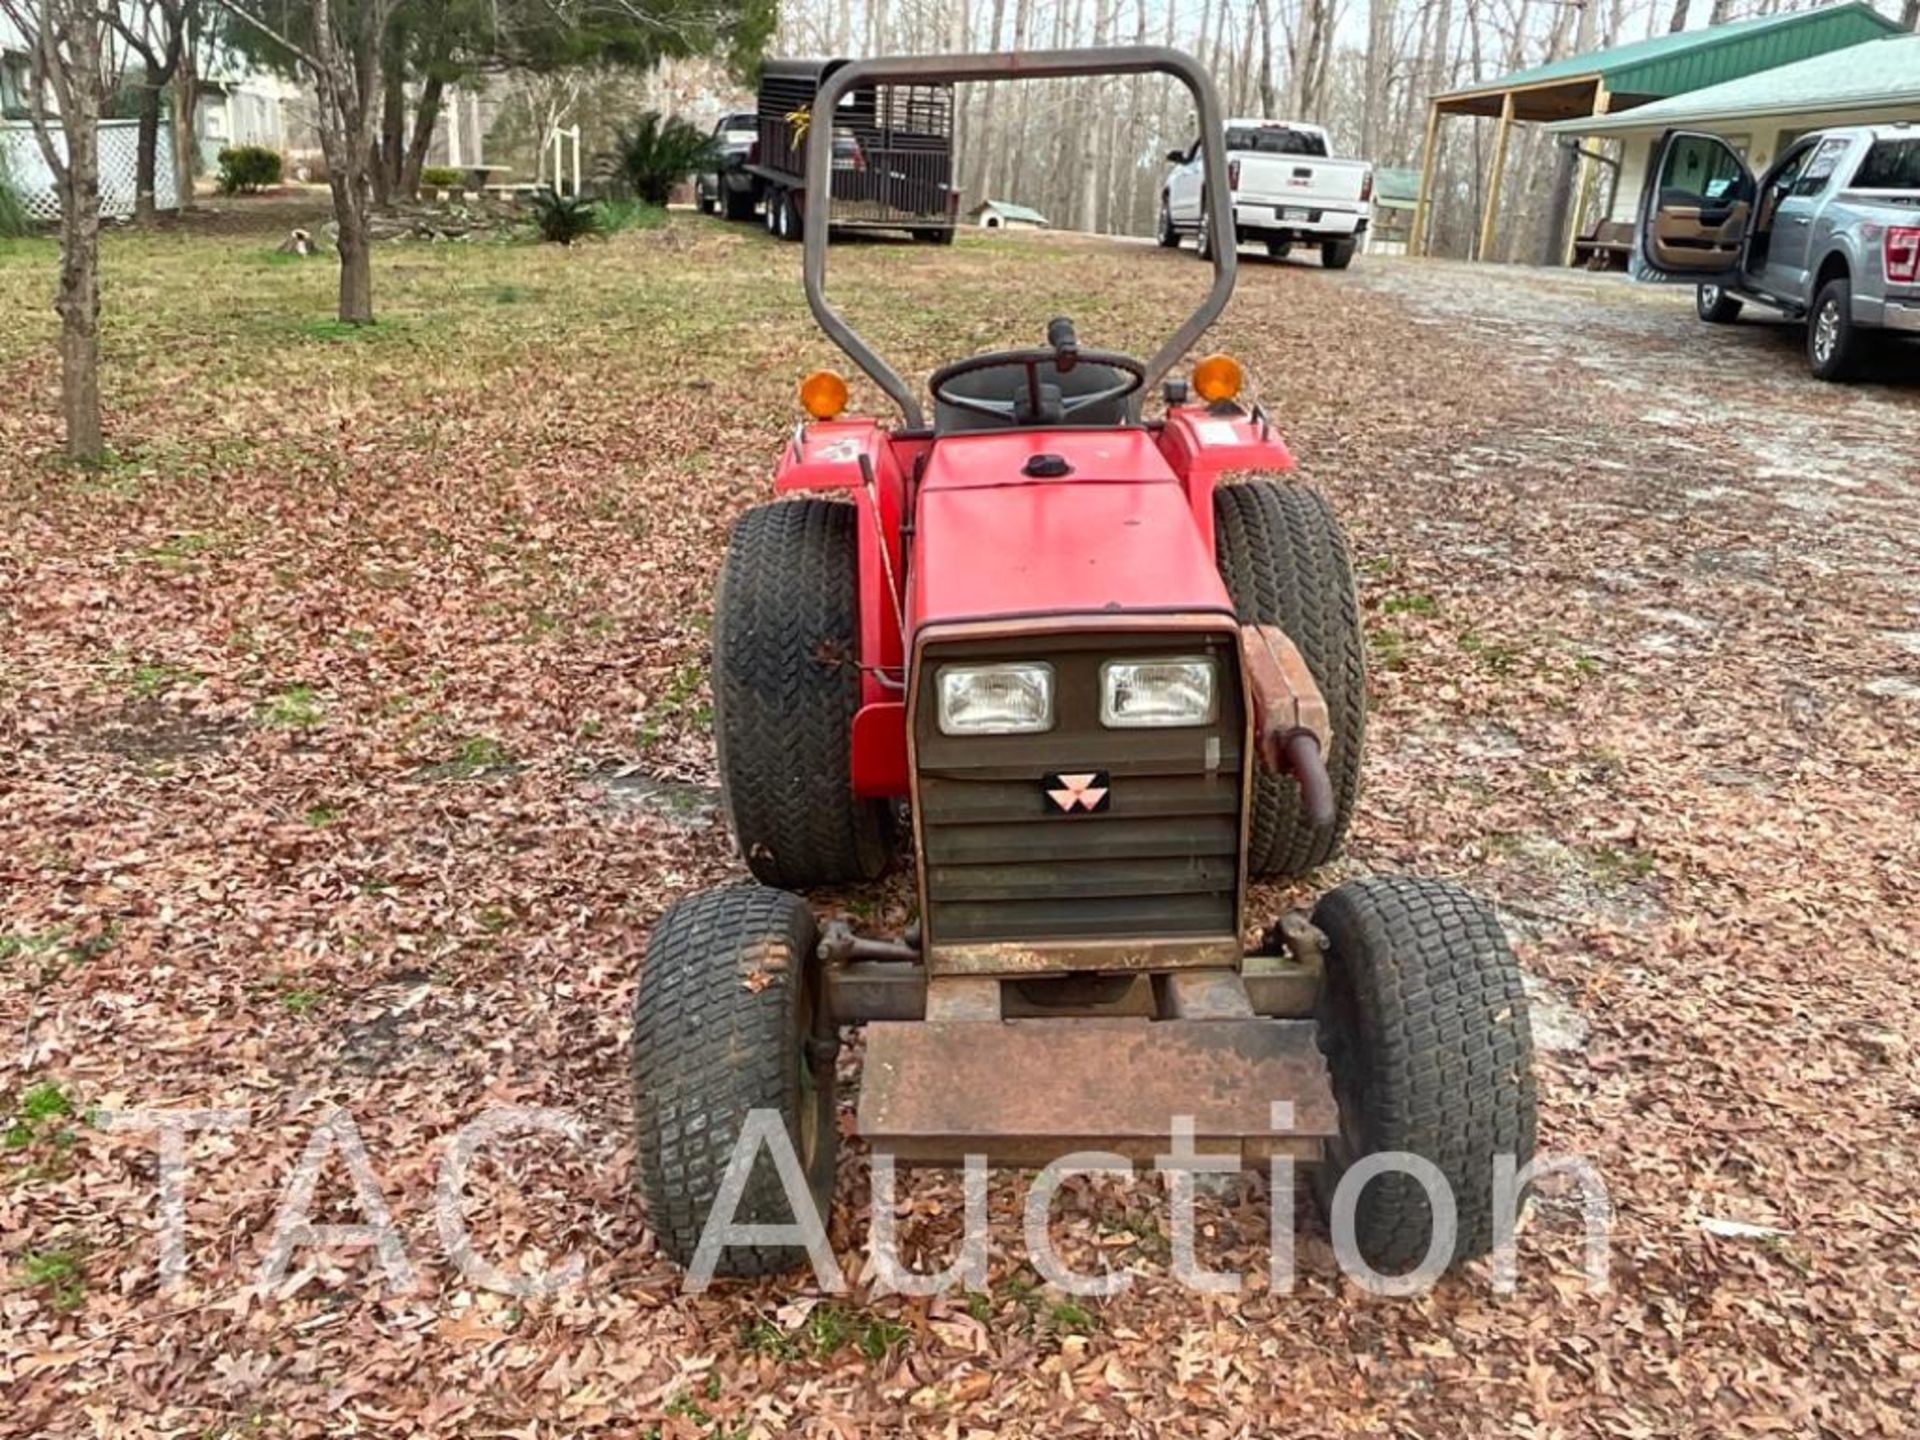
{"left": 1, "top": 198, "right": 1916, "bottom": 1437}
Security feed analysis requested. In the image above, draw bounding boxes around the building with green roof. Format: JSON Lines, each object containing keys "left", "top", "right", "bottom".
{"left": 1550, "top": 31, "right": 1920, "bottom": 232}
{"left": 1409, "top": 1, "right": 1906, "bottom": 262}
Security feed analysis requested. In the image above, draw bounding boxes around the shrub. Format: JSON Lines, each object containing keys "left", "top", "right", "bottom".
{"left": 217, "top": 145, "right": 283, "bottom": 195}
{"left": 610, "top": 112, "right": 718, "bottom": 207}
{"left": 420, "top": 166, "right": 463, "bottom": 190}
{"left": 0, "top": 148, "right": 30, "bottom": 239}
{"left": 529, "top": 189, "right": 602, "bottom": 245}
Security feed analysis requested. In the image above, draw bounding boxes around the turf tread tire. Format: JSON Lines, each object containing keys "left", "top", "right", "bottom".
{"left": 631, "top": 886, "right": 834, "bottom": 1278}
{"left": 715, "top": 499, "right": 889, "bottom": 889}
{"left": 1213, "top": 481, "right": 1367, "bottom": 878}
{"left": 1309, "top": 876, "right": 1538, "bottom": 1272}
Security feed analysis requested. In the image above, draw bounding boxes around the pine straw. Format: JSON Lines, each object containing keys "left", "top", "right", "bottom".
{"left": 1, "top": 208, "right": 1917, "bottom": 1437}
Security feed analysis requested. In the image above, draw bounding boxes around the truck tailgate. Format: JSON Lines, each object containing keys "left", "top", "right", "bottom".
{"left": 1237, "top": 156, "right": 1370, "bottom": 207}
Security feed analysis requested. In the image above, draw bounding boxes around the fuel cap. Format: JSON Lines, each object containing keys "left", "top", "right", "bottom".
{"left": 1022, "top": 453, "right": 1072, "bottom": 478}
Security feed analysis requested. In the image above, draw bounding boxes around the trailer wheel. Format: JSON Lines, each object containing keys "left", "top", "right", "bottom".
{"left": 1213, "top": 481, "right": 1366, "bottom": 878}
{"left": 915, "top": 227, "right": 955, "bottom": 246}
{"left": 1321, "top": 238, "right": 1357, "bottom": 270}
{"left": 763, "top": 188, "right": 780, "bottom": 235}
{"left": 632, "top": 885, "right": 837, "bottom": 1277}
{"left": 777, "top": 189, "right": 805, "bottom": 242}
{"left": 715, "top": 499, "right": 891, "bottom": 888}
{"left": 1308, "top": 876, "right": 1537, "bottom": 1274}
{"left": 722, "top": 178, "right": 755, "bottom": 222}
{"left": 1266, "top": 237, "right": 1292, "bottom": 260}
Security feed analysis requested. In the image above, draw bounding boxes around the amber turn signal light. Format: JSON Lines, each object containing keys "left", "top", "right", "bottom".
{"left": 799, "top": 369, "right": 849, "bottom": 419}
{"left": 1190, "top": 353, "right": 1244, "bottom": 404}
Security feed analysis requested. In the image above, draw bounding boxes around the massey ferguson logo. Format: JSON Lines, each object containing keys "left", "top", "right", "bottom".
{"left": 1044, "top": 771, "right": 1110, "bottom": 813}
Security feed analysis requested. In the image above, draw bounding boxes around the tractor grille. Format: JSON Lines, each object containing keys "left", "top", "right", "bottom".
{"left": 914, "top": 631, "right": 1245, "bottom": 955}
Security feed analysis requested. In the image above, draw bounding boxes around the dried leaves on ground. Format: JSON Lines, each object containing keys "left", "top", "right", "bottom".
{"left": 1, "top": 203, "right": 1917, "bottom": 1437}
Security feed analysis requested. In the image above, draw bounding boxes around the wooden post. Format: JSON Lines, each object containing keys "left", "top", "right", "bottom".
{"left": 1477, "top": 90, "right": 1516, "bottom": 263}
{"left": 1410, "top": 99, "right": 1442, "bottom": 258}
{"left": 1563, "top": 81, "right": 1610, "bottom": 268}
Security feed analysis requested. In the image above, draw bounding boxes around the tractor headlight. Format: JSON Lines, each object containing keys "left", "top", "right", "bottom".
{"left": 1101, "top": 657, "right": 1216, "bottom": 728}
{"left": 937, "top": 662, "right": 1054, "bottom": 735}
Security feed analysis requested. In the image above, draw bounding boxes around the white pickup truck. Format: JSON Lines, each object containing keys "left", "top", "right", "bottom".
{"left": 1159, "top": 119, "right": 1374, "bottom": 269}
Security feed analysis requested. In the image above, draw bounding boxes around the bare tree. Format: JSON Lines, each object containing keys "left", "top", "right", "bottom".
{"left": 116, "top": 0, "right": 195, "bottom": 222}
{"left": 0, "top": 0, "right": 121, "bottom": 463}
{"left": 217, "top": 0, "right": 394, "bottom": 325}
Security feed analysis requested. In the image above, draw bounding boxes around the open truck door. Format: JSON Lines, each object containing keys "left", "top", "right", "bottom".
{"left": 1631, "top": 130, "right": 1755, "bottom": 285}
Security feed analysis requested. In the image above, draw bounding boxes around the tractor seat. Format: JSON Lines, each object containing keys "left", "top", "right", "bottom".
{"left": 933, "top": 358, "right": 1135, "bottom": 433}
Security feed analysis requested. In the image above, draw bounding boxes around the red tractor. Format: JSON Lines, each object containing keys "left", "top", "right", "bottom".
{"left": 632, "top": 48, "right": 1537, "bottom": 1280}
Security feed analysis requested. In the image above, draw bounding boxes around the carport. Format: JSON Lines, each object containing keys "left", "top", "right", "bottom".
{"left": 1410, "top": 1, "right": 1903, "bottom": 263}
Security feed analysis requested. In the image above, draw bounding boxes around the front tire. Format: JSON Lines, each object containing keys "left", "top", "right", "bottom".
{"left": 1696, "top": 283, "right": 1742, "bottom": 323}
{"left": 1213, "top": 482, "right": 1367, "bottom": 879}
{"left": 1195, "top": 198, "right": 1215, "bottom": 261}
{"left": 632, "top": 886, "right": 836, "bottom": 1277}
{"left": 1310, "top": 876, "right": 1538, "bottom": 1273}
{"left": 1321, "top": 237, "right": 1357, "bottom": 270}
{"left": 714, "top": 500, "right": 891, "bottom": 889}
{"left": 1808, "top": 276, "right": 1865, "bottom": 381}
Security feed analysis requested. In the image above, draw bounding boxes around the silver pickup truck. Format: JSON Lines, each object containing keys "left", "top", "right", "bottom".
{"left": 1631, "top": 124, "right": 1918, "bottom": 381}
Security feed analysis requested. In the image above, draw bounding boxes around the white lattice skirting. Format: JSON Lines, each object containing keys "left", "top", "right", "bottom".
{"left": 1, "top": 118, "right": 180, "bottom": 221}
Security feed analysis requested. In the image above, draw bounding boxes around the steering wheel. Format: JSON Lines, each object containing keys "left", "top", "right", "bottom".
{"left": 929, "top": 317, "right": 1146, "bottom": 425}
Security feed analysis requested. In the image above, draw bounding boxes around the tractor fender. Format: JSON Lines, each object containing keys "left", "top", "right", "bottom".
{"left": 1156, "top": 406, "right": 1296, "bottom": 551}
{"left": 774, "top": 420, "right": 918, "bottom": 798}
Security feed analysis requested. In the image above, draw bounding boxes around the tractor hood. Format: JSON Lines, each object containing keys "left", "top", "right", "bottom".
{"left": 908, "top": 431, "right": 1236, "bottom": 632}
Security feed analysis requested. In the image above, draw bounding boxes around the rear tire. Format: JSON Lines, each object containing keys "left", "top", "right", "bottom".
{"left": 1696, "top": 283, "right": 1742, "bottom": 323}
{"left": 1213, "top": 481, "right": 1367, "bottom": 879}
{"left": 1808, "top": 276, "right": 1865, "bottom": 381}
{"left": 632, "top": 886, "right": 836, "bottom": 1278}
{"left": 722, "top": 179, "right": 755, "bottom": 222}
{"left": 715, "top": 500, "right": 891, "bottom": 889}
{"left": 1309, "top": 876, "right": 1537, "bottom": 1274}
{"left": 1157, "top": 196, "right": 1180, "bottom": 249}
{"left": 1321, "top": 238, "right": 1357, "bottom": 270}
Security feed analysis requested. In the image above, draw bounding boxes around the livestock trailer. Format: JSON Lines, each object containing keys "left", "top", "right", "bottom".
{"left": 744, "top": 57, "right": 959, "bottom": 243}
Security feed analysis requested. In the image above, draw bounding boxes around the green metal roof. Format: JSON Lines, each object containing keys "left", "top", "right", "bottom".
{"left": 1443, "top": 2, "right": 1901, "bottom": 101}
{"left": 1553, "top": 32, "right": 1920, "bottom": 133}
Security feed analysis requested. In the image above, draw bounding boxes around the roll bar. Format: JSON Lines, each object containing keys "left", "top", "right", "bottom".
{"left": 803, "top": 47, "right": 1238, "bottom": 429}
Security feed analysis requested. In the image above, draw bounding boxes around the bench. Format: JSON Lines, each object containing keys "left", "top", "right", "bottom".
{"left": 1572, "top": 220, "right": 1633, "bottom": 271}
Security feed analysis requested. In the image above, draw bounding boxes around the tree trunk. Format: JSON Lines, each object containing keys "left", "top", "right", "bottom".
{"left": 1902, "top": 0, "right": 1918, "bottom": 32}
{"left": 374, "top": 64, "right": 404, "bottom": 208}
{"left": 173, "top": 34, "right": 198, "bottom": 212}
{"left": 44, "top": 6, "right": 108, "bottom": 465}
{"left": 333, "top": 173, "right": 374, "bottom": 324}
{"left": 1667, "top": 0, "right": 1690, "bottom": 32}
{"left": 135, "top": 71, "right": 163, "bottom": 222}
{"left": 399, "top": 74, "right": 445, "bottom": 200}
